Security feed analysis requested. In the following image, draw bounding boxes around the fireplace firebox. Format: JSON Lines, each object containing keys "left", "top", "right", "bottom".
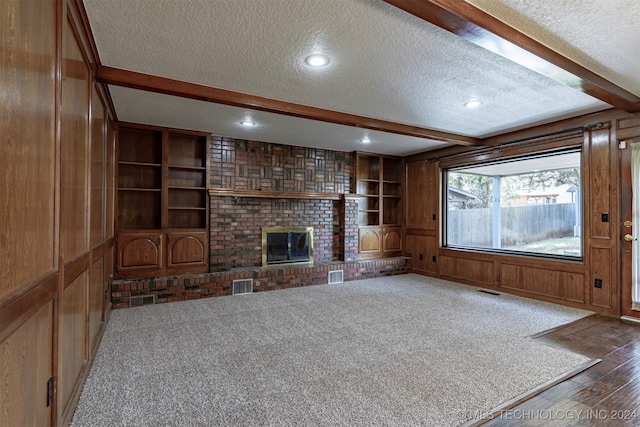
{"left": 262, "top": 227, "right": 313, "bottom": 266}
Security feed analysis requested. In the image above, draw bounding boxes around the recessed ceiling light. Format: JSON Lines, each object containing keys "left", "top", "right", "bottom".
{"left": 361, "top": 137, "right": 371, "bottom": 144}
{"left": 304, "top": 54, "right": 330, "bottom": 67}
{"left": 464, "top": 99, "right": 483, "bottom": 108}
{"left": 240, "top": 120, "right": 256, "bottom": 127}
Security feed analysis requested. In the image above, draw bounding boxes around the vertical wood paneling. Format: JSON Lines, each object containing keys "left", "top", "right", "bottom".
{"left": 0, "top": 301, "right": 53, "bottom": 427}
{"left": 88, "top": 258, "right": 104, "bottom": 352}
{"left": 58, "top": 272, "right": 87, "bottom": 419}
{"left": 439, "top": 255, "right": 493, "bottom": 285}
{"left": 406, "top": 235, "right": 437, "bottom": 275}
{"left": 106, "top": 120, "right": 116, "bottom": 240}
{"left": 60, "top": 15, "right": 90, "bottom": 262}
{"left": 406, "top": 160, "right": 437, "bottom": 230}
{"left": 500, "top": 264, "right": 584, "bottom": 303}
{"left": 591, "top": 247, "right": 612, "bottom": 308}
{"left": 1, "top": 1, "right": 116, "bottom": 425}
{"left": 90, "top": 86, "right": 106, "bottom": 248}
{"left": 588, "top": 128, "right": 611, "bottom": 239}
{"left": 0, "top": 0, "right": 57, "bottom": 296}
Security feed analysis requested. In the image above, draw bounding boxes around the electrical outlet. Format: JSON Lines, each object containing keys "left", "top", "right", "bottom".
{"left": 594, "top": 278, "right": 603, "bottom": 289}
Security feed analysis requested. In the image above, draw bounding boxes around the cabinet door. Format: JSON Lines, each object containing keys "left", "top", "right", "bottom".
{"left": 382, "top": 226, "right": 402, "bottom": 253}
{"left": 166, "top": 230, "right": 208, "bottom": 270}
{"left": 116, "top": 231, "right": 163, "bottom": 277}
{"left": 358, "top": 227, "right": 381, "bottom": 253}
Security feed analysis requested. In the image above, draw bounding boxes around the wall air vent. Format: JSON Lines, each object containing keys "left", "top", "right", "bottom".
{"left": 328, "top": 270, "right": 344, "bottom": 284}
{"left": 233, "top": 279, "right": 253, "bottom": 295}
{"left": 130, "top": 294, "right": 156, "bottom": 307}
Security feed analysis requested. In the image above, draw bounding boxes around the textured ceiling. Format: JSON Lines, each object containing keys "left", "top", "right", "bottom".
{"left": 467, "top": 0, "right": 640, "bottom": 97}
{"left": 108, "top": 85, "right": 449, "bottom": 155}
{"left": 83, "top": 0, "right": 637, "bottom": 155}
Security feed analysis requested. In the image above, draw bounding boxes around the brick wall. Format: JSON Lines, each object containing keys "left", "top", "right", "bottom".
{"left": 112, "top": 257, "right": 411, "bottom": 308}
{"left": 210, "top": 197, "right": 342, "bottom": 271}
{"left": 210, "top": 137, "right": 352, "bottom": 192}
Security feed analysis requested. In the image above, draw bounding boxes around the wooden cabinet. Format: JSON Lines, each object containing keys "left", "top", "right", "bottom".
{"left": 116, "top": 124, "right": 209, "bottom": 278}
{"left": 355, "top": 153, "right": 402, "bottom": 257}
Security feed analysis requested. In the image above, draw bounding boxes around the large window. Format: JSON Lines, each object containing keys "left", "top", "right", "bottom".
{"left": 444, "top": 150, "right": 582, "bottom": 259}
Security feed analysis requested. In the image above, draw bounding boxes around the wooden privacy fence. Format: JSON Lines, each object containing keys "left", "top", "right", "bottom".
{"left": 447, "top": 203, "right": 577, "bottom": 247}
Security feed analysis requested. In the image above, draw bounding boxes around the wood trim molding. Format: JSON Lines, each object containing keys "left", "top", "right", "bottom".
{"left": 384, "top": 0, "right": 640, "bottom": 113}
{"left": 73, "top": 0, "right": 101, "bottom": 71}
{"left": 209, "top": 188, "right": 344, "bottom": 200}
{"left": 97, "top": 66, "right": 479, "bottom": 146}
{"left": 0, "top": 272, "right": 58, "bottom": 342}
{"left": 62, "top": 252, "right": 90, "bottom": 287}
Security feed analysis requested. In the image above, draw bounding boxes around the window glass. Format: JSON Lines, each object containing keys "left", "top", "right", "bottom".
{"left": 444, "top": 150, "right": 582, "bottom": 259}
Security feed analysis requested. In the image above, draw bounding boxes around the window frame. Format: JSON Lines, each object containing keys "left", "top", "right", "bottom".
{"left": 441, "top": 147, "right": 583, "bottom": 262}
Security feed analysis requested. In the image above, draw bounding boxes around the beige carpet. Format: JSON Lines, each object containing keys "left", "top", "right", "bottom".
{"left": 72, "top": 274, "right": 592, "bottom": 426}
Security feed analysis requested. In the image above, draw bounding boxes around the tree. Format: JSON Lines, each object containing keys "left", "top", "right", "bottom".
{"left": 448, "top": 167, "right": 580, "bottom": 208}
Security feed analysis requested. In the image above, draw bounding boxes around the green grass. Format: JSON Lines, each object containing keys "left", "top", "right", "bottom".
{"left": 503, "top": 236, "right": 581, "bottom": 256}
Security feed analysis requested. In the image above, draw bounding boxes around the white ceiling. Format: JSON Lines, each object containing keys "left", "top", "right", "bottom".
{"left": 83, "top": 0, "right": 639, "bottom": 156}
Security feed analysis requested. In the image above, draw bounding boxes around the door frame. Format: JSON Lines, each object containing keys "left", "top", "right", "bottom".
{"left": 620, "top": 138, "right": 640, "bottom": 319}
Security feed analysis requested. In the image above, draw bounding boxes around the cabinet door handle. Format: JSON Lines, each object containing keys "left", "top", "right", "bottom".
{"left": 158, "top": 234, "right": 162, "bottom": 245}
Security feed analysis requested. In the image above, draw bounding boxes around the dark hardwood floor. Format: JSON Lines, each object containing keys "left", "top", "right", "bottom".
{"left": 478, "top": 314, "right": 640, "bottom": 426}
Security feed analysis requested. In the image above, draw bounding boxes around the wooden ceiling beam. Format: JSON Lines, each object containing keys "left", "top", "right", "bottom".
{"left": 384, "top": 0, "right": 640, "bottom": 113}
{"left": 97, "top": 66, "right": 479, "bottom": 146}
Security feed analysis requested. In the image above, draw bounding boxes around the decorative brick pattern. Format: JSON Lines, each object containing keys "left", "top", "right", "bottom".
{"left": 210, "top": 137, "right": 352, "bottom": 193}
{"left": 112, "top": 257, "right": 411, "bottom": 309}
{"left": 344, "top": 196, "right": 360, "bottom": 262}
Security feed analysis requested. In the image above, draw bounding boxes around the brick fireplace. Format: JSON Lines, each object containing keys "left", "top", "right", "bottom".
{"left": 110, "top": 137, "right": 410, "bottom": 308}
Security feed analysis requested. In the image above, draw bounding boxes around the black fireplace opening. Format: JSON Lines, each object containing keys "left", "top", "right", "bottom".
{"left": 263, "top": 227, "right": 313, "bottom": 266}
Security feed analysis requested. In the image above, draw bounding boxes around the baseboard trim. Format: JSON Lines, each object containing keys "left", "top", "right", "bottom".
{"left": 621, "top": 315, "right": 640, "bottom": 325}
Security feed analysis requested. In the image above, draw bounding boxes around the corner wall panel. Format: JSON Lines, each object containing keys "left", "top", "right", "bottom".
{"left": 0, "top": 0, "right": 57, "bottom": 297}
{"left": 60, "top": 13, "right": 90, "bottom": 263}
{"left": 0, "top": 301, "right": 53, "bottom": 427}
{"left": 58, "top": 272, "right": 88, "bottom": 421}
{"left": 588, "top": 128, "right": 612, "bottom": 239}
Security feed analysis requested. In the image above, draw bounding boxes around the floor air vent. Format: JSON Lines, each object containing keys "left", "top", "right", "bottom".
{"left": 478, "top": 290, "right": 501, "bottom": 296}
{"left": 130, "top": 294, "right": 156, "bottom": 307}
{"left": 328, "top": 270, "right": 344, "bottom": 284}
{"left": 233, "top": 279, "right": 253, "bottom": 295}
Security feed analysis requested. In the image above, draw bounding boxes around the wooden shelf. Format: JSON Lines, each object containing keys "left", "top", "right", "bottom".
{"left": 118, "top": 188, "right": 162, "bottom": 192}
{"left": 168, "top": 207, "right": 206, "bottom": 210}
{"left": 119, "top": 161, "right": 162, "bottom": 167}
{"left": 354, "top": 152, "right": 403, "bottom": 257}
{"left": 168, "top": 165, "right": 206, "bottom": 171}
{"left": 208, "top": 188, "right": 343, "bottom": 200}
{"left": 116, "top": 124, "right": 209, "bottom": 278}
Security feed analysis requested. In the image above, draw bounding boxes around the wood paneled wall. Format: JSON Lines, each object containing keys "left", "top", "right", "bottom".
{"left": 405, "top": 160, "right": 439, "bottom": 276}
{"left": 406, "top": 111, "right": 634, "bottom": 316}
{"left": 0, "top": 1, "right": 115, "bottom": 425}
